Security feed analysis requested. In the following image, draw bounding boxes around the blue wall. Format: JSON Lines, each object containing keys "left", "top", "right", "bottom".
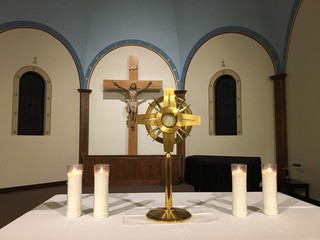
{"left": 0, "top": 0, "right": 300, "bottom": 89}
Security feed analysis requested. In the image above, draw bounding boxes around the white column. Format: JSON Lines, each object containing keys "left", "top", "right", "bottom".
{"left": 231, "top": 164, "right": 247, "bottom": 217}
{"left": 94, "top": 164, "right": 110, "bottom": 218}
{"left": 262, "top": 163, "right": 278, "bottom": 215}
{"left": 67, "top": 164, "right": 83, "bottom": 217}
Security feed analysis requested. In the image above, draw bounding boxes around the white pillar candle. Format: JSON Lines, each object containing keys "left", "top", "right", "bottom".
{"left": 67, "top": 164, "right": 83, "bottom": 217}
{"left": 93, "top": 164, "right": 110, "bottom": 218}
{"left": 231, "top": 164, "right": 247, "bottom": 217}
{"left": 262, "top": 163, "right": 278, "bottom": 215}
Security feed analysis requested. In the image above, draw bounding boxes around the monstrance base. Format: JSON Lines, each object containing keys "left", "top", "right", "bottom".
{"left": 146, "top": 207, "right": 192, "bottom": 223}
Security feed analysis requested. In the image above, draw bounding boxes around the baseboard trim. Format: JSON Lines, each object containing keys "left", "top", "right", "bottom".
{"left": 0, "top": 181, "right": 66, "bottom": 193}
{"left": 290, "top": 193, "right": 320, "bottom": 207}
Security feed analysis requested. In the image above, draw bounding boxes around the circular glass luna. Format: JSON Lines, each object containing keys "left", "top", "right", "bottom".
{"left": 161, "top": 113, "right": 177, "bottom": 128}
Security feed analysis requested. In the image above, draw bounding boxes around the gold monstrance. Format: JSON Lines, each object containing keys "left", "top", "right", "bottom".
{"left": 137, "top": 88, "right": 201, "bottom": 222}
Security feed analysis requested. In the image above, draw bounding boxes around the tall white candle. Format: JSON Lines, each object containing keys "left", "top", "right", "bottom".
{"left": 262, "top": 163, "right": 278, "bottom": 215}
{"left": 67, "top": 164, "right": 83, "bottom": 217}
{"left": 231, "top": 164, "right": 247, "bottom": 217}
{"left": 94, "top": 164, "right": 110, "bottom": 218}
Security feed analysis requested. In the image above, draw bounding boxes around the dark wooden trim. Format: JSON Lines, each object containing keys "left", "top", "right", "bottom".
{"left": 174, "top": 90, "right": 187, "bottom": 98}
{"left": 0, "top": 181, "right": 66, "bottom": 193}
{"left": 288, "top": 193, "right": 320, "bottom": 207}
{"left": 78, "top": 89, "right": 92, "bottom": 163}
{"left": 174, "top": 90, "right": 187, "bottom": 182}
{"left": 269, "top": 73, "right": 288, "bottom": 191}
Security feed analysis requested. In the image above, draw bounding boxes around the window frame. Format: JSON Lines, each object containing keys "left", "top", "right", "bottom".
{"left": 12, "top": 66, "right": 52, "bottom": 136}
{"left": 209, "top": 69, "right": 242, "bottom": 136}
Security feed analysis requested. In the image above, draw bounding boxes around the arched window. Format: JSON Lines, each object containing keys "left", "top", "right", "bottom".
{"left": 209, "top": 69, "right": 242, "bottom": 136}
{"left": 12, "top": 66, "right": 52, "bottom": 136}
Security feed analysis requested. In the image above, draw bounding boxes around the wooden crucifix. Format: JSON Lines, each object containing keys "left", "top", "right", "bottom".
{"left": 103, "top": 55, "right": 162, "bottom": 155}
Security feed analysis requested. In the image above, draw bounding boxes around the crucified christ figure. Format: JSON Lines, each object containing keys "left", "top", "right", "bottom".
{"left": 113, "top": 81, "right": 152, "bottom": 128}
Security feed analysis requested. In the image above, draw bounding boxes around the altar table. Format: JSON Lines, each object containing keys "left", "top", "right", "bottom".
{"left": 1, "top": 192, "right": 319, "bottom": 240}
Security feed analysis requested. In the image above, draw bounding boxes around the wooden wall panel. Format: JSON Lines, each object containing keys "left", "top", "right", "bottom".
{"left": 78, "top": 89, "right": 91, "bottom": 162}
{"left": 82, "top": 155, "right": 183, "bottom": 186}
{"left": 270, "top": 74, "right": 288, "bottom": 191}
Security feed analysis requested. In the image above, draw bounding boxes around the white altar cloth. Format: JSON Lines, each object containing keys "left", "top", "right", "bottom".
{"left": 1, "top": 192, "right": 319, "bottom": 240}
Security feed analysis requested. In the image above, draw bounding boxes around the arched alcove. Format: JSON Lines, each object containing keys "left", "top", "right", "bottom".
{"left": 185, "top": 33, "right": 275, "bottom": 162}
{"left": 0, "top": 27, "right": 80, "bottom": 187}
{"left": 88, "top": 45, "right": 176, "bottom": 155}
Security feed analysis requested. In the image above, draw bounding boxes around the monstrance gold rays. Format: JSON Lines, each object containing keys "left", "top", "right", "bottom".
{"left": 137, "top": 88, "right": 200, "bottom": 223}
{"left": 137, "top": 88, "right": 200, "bottom": 153}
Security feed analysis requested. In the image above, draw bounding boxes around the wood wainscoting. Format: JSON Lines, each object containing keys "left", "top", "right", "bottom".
{"left": 82, "top": 155, "right": 184, "bottom": 186}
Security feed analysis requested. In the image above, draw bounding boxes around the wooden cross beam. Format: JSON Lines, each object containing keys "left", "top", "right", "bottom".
{"left": 103, "top": 55, "right": 162, "bottom": 155}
